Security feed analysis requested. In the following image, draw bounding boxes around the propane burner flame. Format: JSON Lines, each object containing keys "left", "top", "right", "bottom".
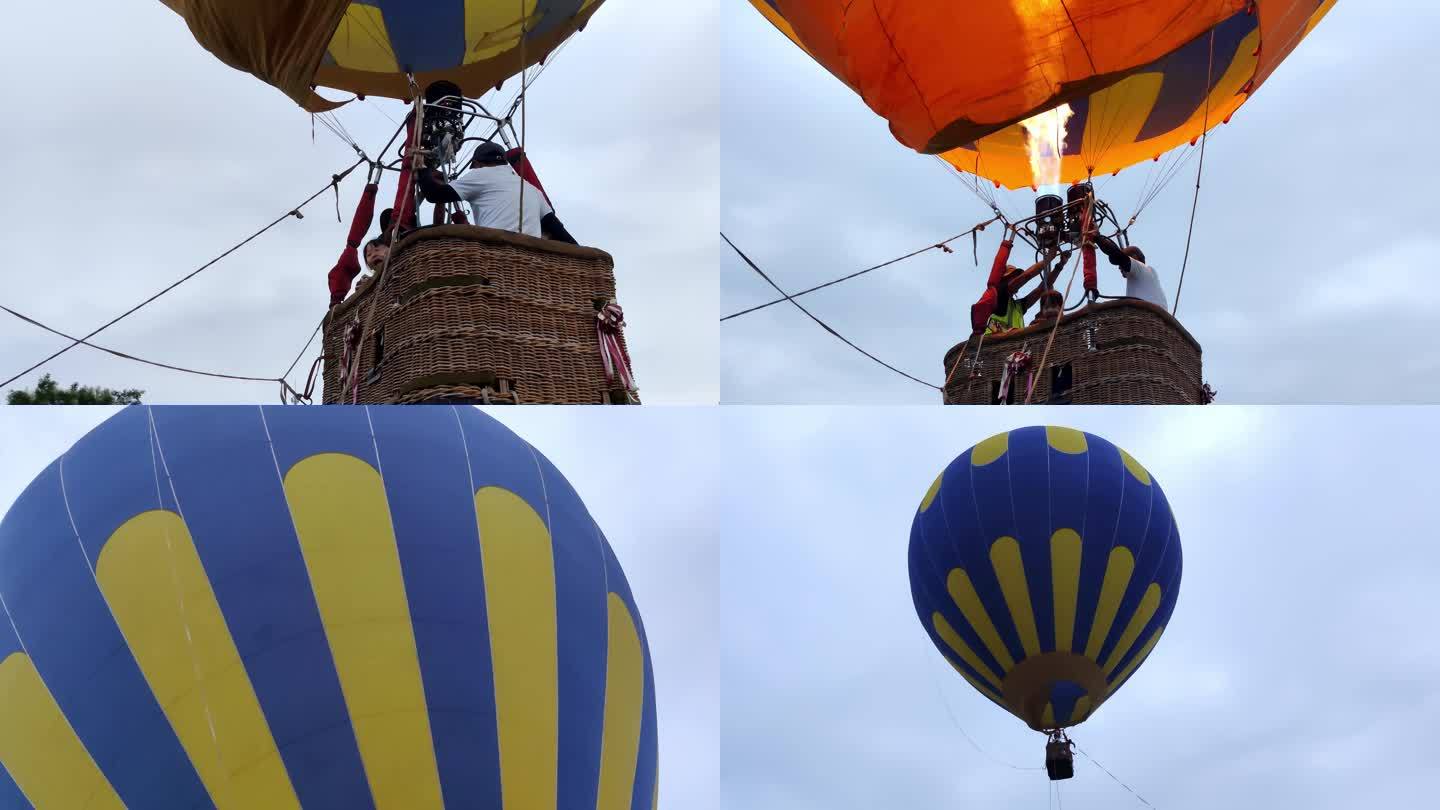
{"left": 1019, "top": 103, "right": 1074, "bottom": 188}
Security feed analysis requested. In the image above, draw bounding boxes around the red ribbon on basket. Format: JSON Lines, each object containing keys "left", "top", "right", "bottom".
{"left": 596, "top": 301, "right": 636, "bottom": 391}
{"left": 339, "top": 315, "right": 363, "bottom": 404}
{"left": 998, "top": 349, "right": 1032, "bottom": 403}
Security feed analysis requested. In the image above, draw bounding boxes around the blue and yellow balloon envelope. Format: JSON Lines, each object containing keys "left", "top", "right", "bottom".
{"left": 909, "top": 426, "right": 1181, "bottom": 732}
{"left": 0, "top": 406, "right": 657, "bottom": 810}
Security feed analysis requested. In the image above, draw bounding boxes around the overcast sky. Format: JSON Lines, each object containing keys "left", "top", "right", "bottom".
{"left": 0, "top": 405, "right": 718, "bottom": 810}
{"left": 0, "top": 0, "right": 718, "bottom": 404}
{"left": 723, "top": 406, "right": 1440, "bottom": 808}
{"left": 721, "top": 1, "right": 1438, "bottom": 403}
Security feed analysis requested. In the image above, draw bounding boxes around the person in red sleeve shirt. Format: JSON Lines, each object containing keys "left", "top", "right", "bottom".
{"left": 327, "top": 182, "right": 379, "bottom": 307}
{"left": 971, "top": 248, "right": 1069, "bottom": 337}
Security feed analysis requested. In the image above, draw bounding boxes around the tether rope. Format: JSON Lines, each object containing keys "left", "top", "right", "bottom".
{"left": 1, "top": 158, "right": 366, "bottom": 389}
{"left": 1, "top": 304, "right": 289, "bottom": 387}
{"left": 721, "top": 232, "right": 940, "bottom": 391}
{"left": 1173, "top": 12, "right": 1222, "bottom": 318}
{"left": 721, "top": 216, "right": 1001, "bottom": 321}
{"left": 1075, "top": 743, "right": 1158, "bottom": 808}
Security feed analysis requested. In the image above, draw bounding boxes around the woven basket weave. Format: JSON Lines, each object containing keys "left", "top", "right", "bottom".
{"left": 942, "top": 299, "right": 1203, "bottom": 405}
{"left": 322, "top": 225, "right": 639, "bottom": 404}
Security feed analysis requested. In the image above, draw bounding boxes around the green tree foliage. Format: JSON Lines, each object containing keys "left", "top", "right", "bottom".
{"left": 6, "top": 374, "right": 144, "bottom": 405}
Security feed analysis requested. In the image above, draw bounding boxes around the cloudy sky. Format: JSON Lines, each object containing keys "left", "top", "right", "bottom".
{"left": 0, "top": 405, "right": 718, "bottom": 809}
{"left": 0, "top": 0, "right": 718, "bottom": 405}
{"left": 723, "top": 406, "right": 1440, "bottom": 808}
{"left": 721, "top": 1, "right": 1438, "bottom": 403}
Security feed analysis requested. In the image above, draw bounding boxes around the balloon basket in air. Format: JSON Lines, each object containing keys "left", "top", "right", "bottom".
{"left": 943, "top": 299, "right": 1203, "bottom": 405}
{"left": 1045, "top": 731, "right": 1075, "bottom": 781}
{"left": 323, "top": 225, "right": 640, "bottom": 404}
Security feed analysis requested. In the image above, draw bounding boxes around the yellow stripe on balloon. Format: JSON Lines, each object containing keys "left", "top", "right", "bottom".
{"left": 970, "top": 432, "right": 1010, "bottom": 466}
{"left": 931, "top": 613, "right": 1003, "bottom": 693}
{"left": 475, "top": 486, "right": 558, "bottom": 810}
{"left": 947, "top": 661, "right": 1004, "bottom": 707}
{"left": 596, "top": 593, "right": 644, "bottom": 810}
{"left": 1102, "top": 584, "right": 1163, "bottom": 676}
{"left": 464, "top": 0, "right": 535, "bottom": 62}
{"left": 1050, "top": 529, "right": 1083, "bottom": 652}
{"left": 1041, "top": 703, "right": 1055, "bottom": 728}
{"left": 0, "top": 652, "right": 124, "bottom": 809}
{"left": 284, "top": 454, "right": 443, "bottom": 810}
{"left": 1081, "top": 73, "right": 1165, "bottom": 160}
{"left": 1184, "top": 29, "right": 1261, "bottom": 131}
{"left": 1044, "top": 427, "right": 1088, "bottom": 455}
{"left": 1107, "top": 627, "right": 1165, "bottom": 695}
{"left": 1307, "top": 0, "right": 1338, "bottom": 36}
{"left": 95, "top": 510, "right": 300, "bottom": 809}
{"left": 919, "top": 471, "right": 944, "bottom": 513}
{"left": 1072, "top": 696, "right": 1092, "bottom": 724}
{"left": 1083, "top": 547, "right": 1135, "bottom": 661}
{"left": 945, "top": 569, "right": 1015, "bottom": 671}
{"left": 328, "top": 5, "right": 401, "bottom": 73}
{"left": 1118, "top": 449, "right": 1151, "bottom": 486}
{"left": 746, "top": 0, "right": 821, "bottom": 63}
{"left": 989, "top": 537, "right": 1041, "bottom": 657}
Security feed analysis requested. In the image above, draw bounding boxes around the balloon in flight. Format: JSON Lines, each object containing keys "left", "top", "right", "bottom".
{"left": 908, "top": 426, "right": 1181, "bottom": 730}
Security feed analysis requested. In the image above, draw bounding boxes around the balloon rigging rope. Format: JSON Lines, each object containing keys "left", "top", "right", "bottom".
{"left": 1023, "top": 254, "right": 1081, "bottom": 404}
{"left": 348, "top": 82, "right": 424, "bottom": 403}
{"left": 517, "top": 0, "right": 529, "bottom": 234}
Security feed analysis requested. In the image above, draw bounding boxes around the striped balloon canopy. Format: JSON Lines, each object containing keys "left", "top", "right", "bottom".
{"left": 158, "top": 1, "right": 605, "bottom": 112}
{"left": 751, "top": 0, "right": 1336, "bottom": 188}
{"left": 908, "top": 426, "right": 1180, "bottom": 731}
{"left": 0, "top": 406, "right": 656, "bottom": 810}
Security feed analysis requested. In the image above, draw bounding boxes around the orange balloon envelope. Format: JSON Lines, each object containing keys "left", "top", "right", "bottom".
{"left": 751, "top": 0, "right": 1336, "bottom": 188}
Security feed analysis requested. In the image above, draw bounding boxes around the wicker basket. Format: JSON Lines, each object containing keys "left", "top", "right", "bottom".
{"left": 942, "top": 299, "right": 1203, "bottom": 405}
{"left": 322, "top": 225, "right": 639, "bottom": 404}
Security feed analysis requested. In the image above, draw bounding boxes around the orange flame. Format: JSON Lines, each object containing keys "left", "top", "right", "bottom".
{"left": 1018, "top": 103, "right": 1074, "bottom": 188}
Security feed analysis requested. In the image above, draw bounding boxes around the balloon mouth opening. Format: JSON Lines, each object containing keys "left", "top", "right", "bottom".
{"left": 1000, "top": 653, "right": 1107, "bottom": 731}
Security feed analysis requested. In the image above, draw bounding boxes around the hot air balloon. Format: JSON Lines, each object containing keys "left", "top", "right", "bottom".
{"left": 158, "top": 0, "right": 606, "bottom": 112}
{"left": 150, "top": 2, "right": 641, "bottom": 405}
{"left": 0, "top": 406, "right": 657, "bottom": 809}
{"left": 750, "top": 0, "right": 1336, "bottom": 189}
{"left": 743, "top": 3, "right": 1336, "bottom": 403}
{"left": 908, "top": 426, "right": 1180, "bottom": 779}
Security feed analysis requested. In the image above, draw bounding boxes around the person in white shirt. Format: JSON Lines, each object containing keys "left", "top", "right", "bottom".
{"left": 1094, "top": 235, "right": 1167, "bottom": 310}
{"left": 416, "top": 142, "right": 577, "bottom": 244}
